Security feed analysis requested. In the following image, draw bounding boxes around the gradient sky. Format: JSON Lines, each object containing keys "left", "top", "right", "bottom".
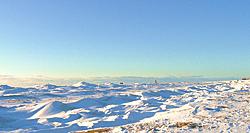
{"left": 0, "top": 0, "right": 250, "bottom": 78}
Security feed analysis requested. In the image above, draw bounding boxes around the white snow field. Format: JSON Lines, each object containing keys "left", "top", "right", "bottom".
{"left": 0, "top": 80, "right": 249, "bottom": 133}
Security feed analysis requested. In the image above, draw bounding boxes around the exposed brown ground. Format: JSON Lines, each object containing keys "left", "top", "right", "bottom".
{"left": 76, "top": 128, "right": 112, "bottom": 133}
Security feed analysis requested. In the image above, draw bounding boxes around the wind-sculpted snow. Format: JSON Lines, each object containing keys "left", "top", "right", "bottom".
{"left": 0, "top": 80, "right": 249, "bottom": 132}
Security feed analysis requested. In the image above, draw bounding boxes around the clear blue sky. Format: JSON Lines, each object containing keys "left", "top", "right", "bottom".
{"left": 0, "top": 0, "right": 250, "bottom": 78}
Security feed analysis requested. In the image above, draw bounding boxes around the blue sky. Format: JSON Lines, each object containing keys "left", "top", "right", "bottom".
{"left": 0, "top": 0, "right": 250, "bottom": 78}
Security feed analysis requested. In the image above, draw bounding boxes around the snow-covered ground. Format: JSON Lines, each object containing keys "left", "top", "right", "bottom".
{"left": 0, "top": 80, "right": 249, "bottom": 133}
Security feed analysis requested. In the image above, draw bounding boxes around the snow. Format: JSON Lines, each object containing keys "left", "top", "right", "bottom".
{"left": 0, "top": 80, "right": 249, "bottom": 132}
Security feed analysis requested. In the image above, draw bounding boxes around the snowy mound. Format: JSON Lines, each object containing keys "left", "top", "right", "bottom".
{"left": 33, "top": 84, "right": 59, "bottom": 90}
{"left": 72, "top": 81, "right": 98, "bottom": 89}
{"left": 30, "top": 101, "right": 74, "bottom": 119}
{"left": 0, "top": 85, "right": 13, "bottom": 90}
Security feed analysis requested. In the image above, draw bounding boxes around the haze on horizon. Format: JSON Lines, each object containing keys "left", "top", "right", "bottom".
{"left": 0, "top": 1, "right": 250, "bottom": 80}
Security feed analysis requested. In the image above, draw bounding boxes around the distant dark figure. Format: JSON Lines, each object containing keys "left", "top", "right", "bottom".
{"left": 155, "top": 80, "right": 158, "bottom": 84}
{"left": 242, "top": 78, "right": 250, "bottom": 80}
{"left": 120, "top": 82, "right": 124, "bottom": 85}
